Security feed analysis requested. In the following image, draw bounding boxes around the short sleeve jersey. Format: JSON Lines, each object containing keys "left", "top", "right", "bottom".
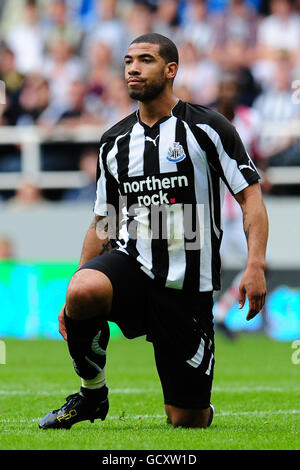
{"left": 94, "top": 100, "right": 260, "bottom": 292}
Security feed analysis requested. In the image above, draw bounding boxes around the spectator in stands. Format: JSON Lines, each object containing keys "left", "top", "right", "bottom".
{"left": 56, "top": 78, "right": 103, "bottom": 127}
{"left": 217, "top": 38, "right": 261, "bottom": 106}
{"left": 173, "top": 83, "right": 195, "bottom": 103}
{"left": 16, "top": 73, "right": 62, "bottom": 126}
{"left": 0, "top": 98, "right": 6, "bottom": 126}
{"left": 0, "top": 236, "right": 14, "bottom": 260}
{"left": 42, "top": 37, "right": 84, "bottom": 113}
{"left": 213, "top": 0, "right": 258, "bottom": 51}
{"left": 85, "top": 41, "right": 116, "bottom": 105}
{"left": 100, "top": 75, "right": 136, "bottom": 127}
{"left": 153, "top": 0, "right": 183, "bottom": 45}
{"left": 82, "top": 0, "right": 128, "bottom": 66}
{"left": 0, "top": 46, "right": 23, "bottom": 172}
{"left": 251, "top": 50, "right": 281, "bottom": 93}
{"left": 0, "top": 46, "right": 25, "bottom": 125}
{"left": 6, "top": 179, "right": 46, "bottom": 208}
{"left": 215, "top": 71, "right": 261, "bottom": 156}
{"left": 0, "top": 0, "right": 28, "bottom": 39}
{"left": 44, "top": 0, "right": 82, "bottom": 54}
{"left": 252, "top": 57, "right": 300, "bottom": 166}
{"left": 62, "top": 148, "right": 98, "bottom": 202}
{"left": 124, "top": 1, "right": 155, "bottom": 43}
{"left": 181, "top": 0, "right": 217, "bottom": 57}
{"left": 256, "top": 0, "right": 300, "bottom": 63}
{"left": 5, "top": 0, "right": 45, "bottom": 75}
{"left": 132, "top": 0, "right": 159, "bottom": 9}
{"left": 175, "top": 41, "right": 219, "bottom": 105}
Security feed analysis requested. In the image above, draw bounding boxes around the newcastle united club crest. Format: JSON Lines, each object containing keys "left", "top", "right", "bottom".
{"left": 167, "top": 142, "right": 186, "bottom": 163}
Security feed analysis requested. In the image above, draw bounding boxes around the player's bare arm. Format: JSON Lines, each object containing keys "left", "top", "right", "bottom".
{"left": 78, "top": 215, "right": 113, "bottom": 267}
{"left": 235, "top": 183, "right": 269, "bottom": 321}
{"left": 58, "top": 215, "right": 114, "bottom": 340}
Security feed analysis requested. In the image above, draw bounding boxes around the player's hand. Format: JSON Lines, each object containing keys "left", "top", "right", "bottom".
{"left": 58, "top": 304, "right": 67, "bottom": 341}
{"left": 238, "top": 265, "right": 266, "bottom": 321}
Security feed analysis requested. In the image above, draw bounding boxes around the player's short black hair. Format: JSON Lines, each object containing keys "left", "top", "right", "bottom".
{"left": 130, "top": 33, "right": 179, "bottom": 65}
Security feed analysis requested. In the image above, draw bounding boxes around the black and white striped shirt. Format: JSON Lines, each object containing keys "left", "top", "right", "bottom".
{"left": 94, "top": 100, "right": 260, "bottom": 292}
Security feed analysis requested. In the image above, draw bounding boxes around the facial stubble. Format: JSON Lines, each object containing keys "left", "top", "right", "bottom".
{"left": 128, "top": 72, "right": 167, "bottom": 102}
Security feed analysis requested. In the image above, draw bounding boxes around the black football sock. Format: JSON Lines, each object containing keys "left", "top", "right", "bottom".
{"left": 64, "top": 309, "right": 110, "bottom": 381}
{"left": 80, "top": 384, "right": 108, "bottom": 401}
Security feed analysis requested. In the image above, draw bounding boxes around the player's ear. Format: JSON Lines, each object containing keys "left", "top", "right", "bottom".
{"left": 165, "top": 62, "right": 178, "bottom": 81}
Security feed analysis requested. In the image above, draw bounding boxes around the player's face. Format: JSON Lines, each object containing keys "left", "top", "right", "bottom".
{"left": 124, "top": 43, "right": 169, "bottom": 102}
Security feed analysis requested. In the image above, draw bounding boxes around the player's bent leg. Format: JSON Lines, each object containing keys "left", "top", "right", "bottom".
{"left": 165, "top": 404, "right": 214, "bottom": 428}
{"left": 39, "top": 251, "right": 149, "bottom": 430}
{"left": 39, "top": 269, "right": 113, "bottom": 430}
{"left": 64, "top": 269, "right": 112, "bottom": 382}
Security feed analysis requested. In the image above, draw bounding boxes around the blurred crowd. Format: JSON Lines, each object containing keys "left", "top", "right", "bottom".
{"left": 0, "top": 0, "right": 300, "bottom": 203}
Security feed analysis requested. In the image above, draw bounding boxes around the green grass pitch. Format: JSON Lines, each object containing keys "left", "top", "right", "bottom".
{"left": 0, "top": 333, "right": 299, "bottom": 450}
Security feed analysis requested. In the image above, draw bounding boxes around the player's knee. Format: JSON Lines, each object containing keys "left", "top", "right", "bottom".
{"left": 167, "top": 406, "right": 210, "bottom": 429}
{"left": 171, "top": 418, "right": 209, "bottom": 429}
{"left": 66, "top": 269, "right": 112, "bottom": 320}
{"left": 170, "top": 416, "right": 208, "bottom": 429}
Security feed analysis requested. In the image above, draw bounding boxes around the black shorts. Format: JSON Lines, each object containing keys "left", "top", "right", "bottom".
{"left": 79, "top": 249, "right": 215, "bottom": 410}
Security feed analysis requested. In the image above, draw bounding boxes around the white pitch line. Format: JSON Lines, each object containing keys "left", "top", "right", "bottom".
{"left": 0, "top": 388, "right": 158, "bottom": 396}
{"left": 216, "top": 409, "right": 300, "bottom": 417}
{"left": 107, "top": 410, "right": 300, "bottom": 419}
{"left": 212, "top": 386, "right": 300, "bottom": 393}
{"left": 0, "top": 386, "right": 299, "bottom": 396}
{"left": 0, "top": 409, "right": 299, "bottom": 425}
